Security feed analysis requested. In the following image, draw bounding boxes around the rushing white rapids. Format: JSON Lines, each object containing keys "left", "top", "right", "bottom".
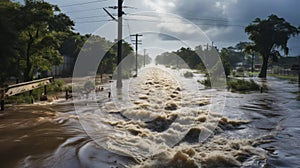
{"left": 73, "top": 66, "right": 267, "bottom": 167}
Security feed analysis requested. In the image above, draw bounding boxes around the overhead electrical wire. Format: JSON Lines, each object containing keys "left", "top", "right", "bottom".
{"left": 64, "top": 7, "right": 103, "bottom": 13}
{"left": 76, "top": 17, "right": 244, "bottom": 28}
{"left": 57, "top": 1, "right": 244, "bottom": 28}
{"left": 124, "top": 20, "right": 134, "bottom": 45}
{"left": 66, "top": 7, "right": 243, "bottom": 28}
{"left": 123, "top": 18, "right": 245, "bottom": 28}
{"left": 72, "top": 15, "right": 108, "bottom": 20}
{"left": 60, "top": 0, "right": 110, "bottom": 8}
{"left": 127, "top": 13, "right": 229, "bottom": 22}
{"left": 123, "top": 14, "right": 244, "bottom": 27}
{"left": 76, "top": 20, "right": 111, "bottom": 24}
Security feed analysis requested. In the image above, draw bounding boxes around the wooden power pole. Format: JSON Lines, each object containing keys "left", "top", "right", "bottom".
{"left": 131, "top": 34, "right": 142, "bottom": 76}
{"left": 116, "top": 0, "right": 123, "bottom": 88}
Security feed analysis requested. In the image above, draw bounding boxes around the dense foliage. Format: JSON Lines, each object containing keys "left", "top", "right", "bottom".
{"left": 155, "top": 46, "right": 210, "bottom": 72}
{"left": 0, "top": 0, "right": 74, "bottom": 83}
{"left": 245, "top": 14, "right": 299, "bottom": 78}
{"left": 227, "top": 79, "right": 260, "bottom": 92}
{"left": 0, "top": 0, "right": 150, "bottom": 86}
{"left": 155, "top": 45, "right": 232, "bottom": 77}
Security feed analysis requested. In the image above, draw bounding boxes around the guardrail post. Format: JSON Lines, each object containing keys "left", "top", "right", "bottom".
{"left": 0, "top": 99, "right": 4, "bottom": 111}
{"left": 44, "top": 85, "right": 47, "bottom": 95}
{"left": 0, "top": 91, "right": 4, "bottom": 111}
{"left": 65, "top": 90, "right": 69, "bottom": 100}
{"left": 29, "top": 90, "right": 33, "bottom": 104}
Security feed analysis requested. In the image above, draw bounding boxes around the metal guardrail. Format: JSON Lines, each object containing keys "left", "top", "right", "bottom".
{"left": 4, "top": 77, "right": 53, "bottom": 97}
{"left": 1, "top": 77, "right": 54, "bottom": 111}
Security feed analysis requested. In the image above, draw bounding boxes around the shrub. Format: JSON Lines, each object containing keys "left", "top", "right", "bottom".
{"left": 65, "top": 85, "right": 72, "bottom": 92}
{"left": 227, "top": 79, "right": 260, "bottom": 92}
{"left": 184, "top": 71, "right": 194, "bottom": 78}
{"left": 84, "top": 81, "right": 95, "bottom": 91}
{"left": 198, "top": 79, "right": 211, "bottom": 88}
{"left": 48, "top": 80, "right": 65, "bottom": 92}
{"left": 236, "top": 67, "right": 244, "bottom": 73}
{"left": 5, "top": 93, "right": 33, "bottom": 104}
{"left": 234, "top": 67, "right": 245, "bottom": 77}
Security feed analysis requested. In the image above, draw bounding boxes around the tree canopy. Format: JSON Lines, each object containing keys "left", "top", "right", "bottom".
{"left": 0, "top": 0, "right": 75, "bottom": 83}
{"left": 155, "top": 46, "right": 206, "bottom": 71}
{"left": 245, "top": 14, "right": 299, "bottom": 78}
{"left": 0, "top": 0, "right": 146, "bottom": 85}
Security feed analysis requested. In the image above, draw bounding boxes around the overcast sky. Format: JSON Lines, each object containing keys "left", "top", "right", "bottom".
{"left": 45, "top": 0, "right": 300, "bottom": 57}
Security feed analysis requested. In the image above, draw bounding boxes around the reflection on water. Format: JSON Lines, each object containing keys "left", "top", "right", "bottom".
{"left": 0, "top": 68, "right": 299, "bottom": 167}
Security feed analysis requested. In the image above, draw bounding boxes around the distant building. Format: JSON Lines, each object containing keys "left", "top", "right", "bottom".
{"left": 276, "top": 56, "right": 300, "bottom": 68}
{"left": 272, "top": 56, "right": 300, "bottom": 75}
{"left": 254, "top": 64, "right": 262, "bottom": 70}
{"left": 52, "top": 54, "right": 75, "bottom": 77}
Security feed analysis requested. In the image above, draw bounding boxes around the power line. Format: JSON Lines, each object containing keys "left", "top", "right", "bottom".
{"left": 103, "top": 8, "right": 117, "bottom": 21}
{"left": 124, "top": 18, "right": 245, "bottom": 28}
{"left": 72, "top": 15, "right": 107, "bottom": 19}
{"left": 185, "top": 17, "right": 229, "bottom": 22}
{"left": 124, "top": 14, "right": 245, "bottom": 27}
{"left": 175, "top": 12, "right": 229, "bottom": 21}
{"left": 64, "top": 7, "right": 103, "bottom": 13}
{"left": 76, "top": 17, "right": 244, "bottom": 27}
{"left": 124, "top": 20, "right": 133, "bottom": 44}
{"left": 127, "top": 13, "right": 229, "bottom": 22}
{"left": 60, "top": 0, "right": 110, "bottom": 8}
{"left": 75, "top": 20, "right": 111, "bottom": 23}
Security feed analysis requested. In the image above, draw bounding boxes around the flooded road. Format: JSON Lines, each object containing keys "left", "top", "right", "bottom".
{"left": 0, "top": 67, "right": 299, "bottom": 168}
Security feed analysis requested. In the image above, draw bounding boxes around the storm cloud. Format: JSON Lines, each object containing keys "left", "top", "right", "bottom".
{"left": 49, "top": 0, "right": 300, "bottom": 55}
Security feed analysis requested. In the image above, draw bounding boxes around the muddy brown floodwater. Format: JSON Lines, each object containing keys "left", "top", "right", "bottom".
{"left": 0, "top": 66, "right": 299, "bottom": 168}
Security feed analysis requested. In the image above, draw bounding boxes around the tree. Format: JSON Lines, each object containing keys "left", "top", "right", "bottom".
{"left": 224, "top": 46, "right": 245, "bottom": 69}
{"left": 0, "top": 1, "right": 21, "bottom": 84}
{"left": 17, "top": 0, "right": 74, "bottom": 81}
{"left": 235, "top": 42, "right": 251, "bottom": 52}
{"left": 155, "top": 46, "right": 207, "bottom": 71}
{"left": 219, "top": 48, "right": 231, "bottom": 77}
{"left": 245, "top": 14, "right": 299, "bottom": 78}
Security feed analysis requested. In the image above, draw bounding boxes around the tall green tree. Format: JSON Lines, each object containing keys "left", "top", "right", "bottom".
{"left": 0, "top": 0, "right": 21, "bottom": 84}
{"left": 18, "top": 0, "right": 74, "bottom": 81}
{"left": 224, "top": 46, "right": 245, "bottom": 69}
{"left": 219, "top": 48, "right": 231, "bottom": 77}
{"left": 245, "top": 14, "right": 299, "bottom": 78}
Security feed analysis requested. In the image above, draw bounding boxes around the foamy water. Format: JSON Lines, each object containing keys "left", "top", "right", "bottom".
{"left": 73, "top": 66, "right": 268, "bottom": 167}
{"left": 2, "top": 66, "right": 298, "bottom": 167}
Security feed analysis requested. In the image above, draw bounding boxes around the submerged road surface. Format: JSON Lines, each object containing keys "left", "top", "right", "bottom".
{"left": 0, "top": 66, "right": 299, "bottom": 167}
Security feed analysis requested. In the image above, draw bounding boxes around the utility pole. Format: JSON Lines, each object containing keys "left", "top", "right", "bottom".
{"left": 103, "top": 1, "right": 123, "bottom": 88}
{"left": 131, "top": 34, "right": 142, "bottom": 76}
{"left": 116, "top": 0, "right": 123, "bottom": 88}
